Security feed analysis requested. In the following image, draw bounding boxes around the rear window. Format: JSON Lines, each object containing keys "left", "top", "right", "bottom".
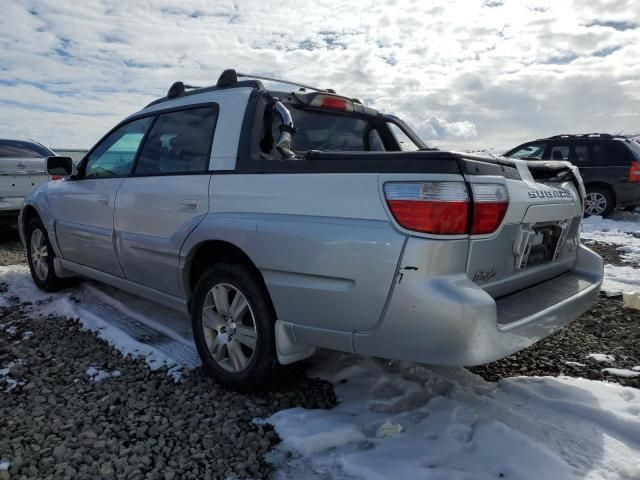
{"left": 626, "top": 141, "right": 640, "bottom": 162}
{"left": 0, "top": 141, "right": 54, "bottom": 158}
{"left": 134, "top": 106, "right": 218, "bottom": 175}
{"left": 288, "top": 109, "right": 380, "bottom": 152}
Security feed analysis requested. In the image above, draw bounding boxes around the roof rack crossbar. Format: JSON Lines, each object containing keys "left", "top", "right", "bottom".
{"left": 236, "top": 72, "right": 325, "bottom": 92}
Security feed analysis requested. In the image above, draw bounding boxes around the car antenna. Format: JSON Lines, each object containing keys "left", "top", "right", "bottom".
{"left": 236, "top": 72, "right": 325, "bottom": 92}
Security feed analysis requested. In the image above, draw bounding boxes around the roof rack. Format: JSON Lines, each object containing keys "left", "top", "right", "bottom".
{"left": 146, "top": 69, "right": 337, "bottom": 108}
{"left": 547, "top": 133, "right": 628, "bottom": 140}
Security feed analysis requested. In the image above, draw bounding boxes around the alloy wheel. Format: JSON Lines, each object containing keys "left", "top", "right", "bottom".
{"left": 30, "top": 228, "right": 49, "bottom": 281}
{"left": 585, "top": 192, "right": 607, "bottom": 216}
{"left": 201, "top": 283, "right": 257, "bottom": 372}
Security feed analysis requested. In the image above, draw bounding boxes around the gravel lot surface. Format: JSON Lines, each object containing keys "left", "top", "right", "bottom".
{"left": 0, "top": 230, "right": 336, "bottom": 480}
{"left": 1, "top": 225, "right": 639, "bottom": 478}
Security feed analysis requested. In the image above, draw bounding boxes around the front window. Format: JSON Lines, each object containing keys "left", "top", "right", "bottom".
{"left": 507, "top": 142, "right": 547, "bottom": 159}
{"left": 83, "top": 117, "right": 153, "bottom": 178}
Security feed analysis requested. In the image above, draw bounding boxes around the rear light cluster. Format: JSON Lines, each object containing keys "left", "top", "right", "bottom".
{"left": 629, "top": 161, "right": 640, "bottom": 183}
{"left": 384, "top": 181, "right": 509, "bottom": 235}
{"left": 309, "top": 94, "right": 355, "bottom": 112}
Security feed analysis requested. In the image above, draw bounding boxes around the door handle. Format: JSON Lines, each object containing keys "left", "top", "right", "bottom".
{"left": 97, "top": 196, "right": 109, "bottom": 206}
{"left": 179, "top": 199, "right": 199, "bottom": 211}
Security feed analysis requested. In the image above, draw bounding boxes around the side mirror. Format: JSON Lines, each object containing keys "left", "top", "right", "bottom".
{"left": 46, "top": 156, "right": 73, "bottom": 177}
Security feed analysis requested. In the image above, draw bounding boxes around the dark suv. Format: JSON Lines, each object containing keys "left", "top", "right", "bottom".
{"left": 504, "top": 134, "right": 640, "bottom": 217}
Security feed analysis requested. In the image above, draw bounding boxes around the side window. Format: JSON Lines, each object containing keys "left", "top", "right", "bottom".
{"left": 592, "top": 141, "right": 631, "bottom": 166}
{"left": 548, "top": 144, "right": 570, "bottom": 161}
{"left": 508, "top": 142, "right": 546, "bottom": 159}
{"left": 388, "top": 123, "right": 419, "bottom": 151}
{"left": 134, "top": 106, "right": 218, "bottom": 175}
{"left": 84, "top": 117, "right": 153, "bottom": 179}
{"left": 572, "top": 144, "right": 590, "bottom": 164}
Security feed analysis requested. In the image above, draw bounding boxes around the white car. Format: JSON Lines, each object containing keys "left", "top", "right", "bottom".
{"left": 0, "top": 139, "right": 56, "bottom": 225}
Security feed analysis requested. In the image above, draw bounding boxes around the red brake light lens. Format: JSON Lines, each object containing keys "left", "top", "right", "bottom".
{"left": 629, "top": 161, "right": 640, "bottom": 182}
{"left": 309, "top": 94, "right": 354, "bottom": 112}
{"left": 470, "top": 184, "right": 509, "bottom": 234}
{"left": 384, "top": 182, "right": 470, "bottom": 235}
{"left": 50, "top": 175, "right": 63, "bottom": 181}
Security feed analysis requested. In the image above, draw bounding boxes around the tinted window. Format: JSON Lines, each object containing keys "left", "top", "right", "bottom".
{"left": 572, "top": 144, "right": 590, "bottom": 164}
{"left": 627, "top": 141, "right": 640, "bottom": 162}
{"left": 549, "top": 144, "right": 570, "bottom": 161}
{"left": 84, "top": 117, "right": 152, "bottom": 179}
{"left": 134, "top": 107, "right": 218, "bottom": 175}
{"left": 592, "top": 141, "right": 631, "bottom": 166}
{"left": 0, "top": 140, "right": 54, "bottom": 158}
{"left": 508, "top": 142, "right": 546, "bottom": 159}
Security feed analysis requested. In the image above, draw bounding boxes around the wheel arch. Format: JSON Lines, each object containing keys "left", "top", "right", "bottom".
{"left": 584, "top": 181, "right": 616, "bottom": 204}
{"left": 21, "top": 204, "right": 41, "bottom": 235}
{"left": 183, "top": 239, "right": 275, "bottom": 315}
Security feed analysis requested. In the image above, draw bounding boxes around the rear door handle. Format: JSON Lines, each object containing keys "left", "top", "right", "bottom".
{"left": 97, "top": 196, "right": 109, "bottom": 206}
{"left": 179, "top": 199, "right": 199, "bottom": 211}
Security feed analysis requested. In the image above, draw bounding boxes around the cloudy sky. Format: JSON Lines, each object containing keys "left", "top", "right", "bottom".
{"left": 1, "top": 0, "right": 639, "bottom": 151}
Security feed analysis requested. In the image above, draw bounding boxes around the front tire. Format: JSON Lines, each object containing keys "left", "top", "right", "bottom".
{"left": 26, "top": 217, "right": 70, "bottom": 291}
{"left": 584, "top": 187, "right": 614, "bottom": 218}
{"left": 191, "top": 263, "right": 277, "bottom": 391}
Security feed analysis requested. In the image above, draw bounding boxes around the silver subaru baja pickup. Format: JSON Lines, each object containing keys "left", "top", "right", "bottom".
{"left": 20, "top": 69, "right": 603, "bottom": 390}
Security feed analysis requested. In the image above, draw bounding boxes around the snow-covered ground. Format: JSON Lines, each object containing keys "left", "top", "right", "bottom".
{"left": 0, "top": 265, "right": 198, "bottom": 380}
{"left": 582, "top": 211, "right": 640, "bottom": 295}
{"left": 265, "top": 353, "right": 640, "bottom": 480}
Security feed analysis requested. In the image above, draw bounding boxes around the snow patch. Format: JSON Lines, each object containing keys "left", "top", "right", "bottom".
{"left": 587, "top": 353, "right": 616, "bottom": 364}
{"left": 266, "top": 353, "right": 640, "bottom": 480}
{"left": 602, "top": 368, "right": 640, "bottom": 379}
{"left": 85, "top": 366, "right": 122, "bottom": 383}
{"left": 582, "top": 213, "right": 640, "bottom": 294}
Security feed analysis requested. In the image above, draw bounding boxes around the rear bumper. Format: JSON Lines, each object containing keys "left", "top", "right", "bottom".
{"left": 352, "top": 243, "right": 603, "bottom": 366}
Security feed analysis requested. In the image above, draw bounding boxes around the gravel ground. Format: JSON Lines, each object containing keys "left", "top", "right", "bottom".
{"left": 0, "top": 226, "right": 26, "bottom": 266}
{"left": 0, "top": 308, "right": 336, "bottom": 479}
{"left": 1, "top": 228, "right": 639, "bottom": 478}
{"left": 0, "top": 231, "right": 336, "bottom": 479}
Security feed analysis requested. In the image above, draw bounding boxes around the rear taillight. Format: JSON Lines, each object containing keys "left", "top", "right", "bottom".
{"left": 384, "top": 182, "right": 470, "bottom": 235}
{"left": 384, "top": 181, "right": 509, "bottom": 236}
{"left": 470, "top": 184, "right": 509, "bottom": 234}
{"left": 50, "top": 175, "right": 63, "bottom": 181}
{"left": 629, "top": 161, "right": 640, "bottom": 182}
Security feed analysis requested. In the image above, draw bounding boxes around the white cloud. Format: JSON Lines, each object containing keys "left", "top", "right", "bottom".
{"left": 0, "top": 0, "right": 639, "bottom": 149}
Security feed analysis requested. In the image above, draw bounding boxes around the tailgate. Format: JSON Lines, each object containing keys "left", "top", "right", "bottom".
{"left": 464, "top": 158, "right": 584, "bottom": 298}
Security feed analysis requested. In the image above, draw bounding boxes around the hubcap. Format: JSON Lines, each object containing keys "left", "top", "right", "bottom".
{"left": 201, "top": 283, "right": 257, "bottom": 373}
{"left": 30, "top": 228, "right": 49, "bottom": 281}
{"left": 585, "top": 192, "right": 607, "bottom": 215}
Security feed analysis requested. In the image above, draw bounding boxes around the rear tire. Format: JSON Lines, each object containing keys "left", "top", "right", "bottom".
{"left": 584, "top": 187, "right": 614, "bottom": 218}
{"left": 26, "top": 217, "right": 72, "bottom": 291}
{"left": 191, "top": 263, "right": 277, "bottom": 391}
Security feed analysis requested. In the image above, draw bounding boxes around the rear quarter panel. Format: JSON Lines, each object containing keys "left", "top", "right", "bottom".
{"left": 182, "top": 173, "right": 407, "bottom": 333}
